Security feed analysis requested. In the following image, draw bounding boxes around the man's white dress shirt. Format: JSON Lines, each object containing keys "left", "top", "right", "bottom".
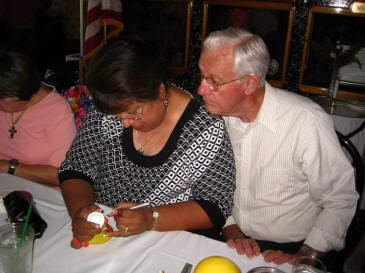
{"left": 224, "top": 82, "right": 358, "bottom": 252}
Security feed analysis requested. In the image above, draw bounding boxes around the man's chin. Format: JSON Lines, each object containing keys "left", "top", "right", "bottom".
{"left": 204, "top": 103, "right": 221, "bottom": 115}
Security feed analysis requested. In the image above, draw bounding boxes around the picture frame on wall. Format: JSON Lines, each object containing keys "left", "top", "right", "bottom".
{"left": 122, "top": 0, "right": 192, "bottom": 74}
{"left": 299, "top": 6, "right": 365, "bottom": 101}
{"left": 202, "top": 0, "right": 294, "bottom": 88}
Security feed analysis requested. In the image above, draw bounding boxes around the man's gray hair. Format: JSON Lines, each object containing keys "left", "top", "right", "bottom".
{"left": 203, "top": 27, "right": 270, "bottom": 88}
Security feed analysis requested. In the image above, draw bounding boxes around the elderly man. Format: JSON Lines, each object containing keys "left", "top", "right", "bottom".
{"left": 197, "top": 27, "right": 358, "bottom": 265}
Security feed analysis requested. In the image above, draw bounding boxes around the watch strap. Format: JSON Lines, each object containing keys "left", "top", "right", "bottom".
{"left": 8, "top": 159, "right": 18, "bottom": 175}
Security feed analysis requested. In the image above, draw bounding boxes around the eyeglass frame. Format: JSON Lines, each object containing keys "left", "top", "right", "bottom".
{"left": 118, "top": 103, "right": 145, "bottom": 120}
{"left": 200, "top": 74, "right": 255, "bottom": 92}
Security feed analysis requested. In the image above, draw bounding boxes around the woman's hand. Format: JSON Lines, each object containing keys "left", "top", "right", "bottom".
{"left": 0, "top": 160, "right": 9, "bottom": 173}
{"left": 106, "top": 202, "right": 153, "bottom": 237}
{"left": 70, "top": 204, "right": 103, "bottom": 249}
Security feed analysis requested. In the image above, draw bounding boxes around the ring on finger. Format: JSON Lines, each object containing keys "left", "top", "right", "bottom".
{"left": 124, "top": 226, "right": 129, "bottom": 235}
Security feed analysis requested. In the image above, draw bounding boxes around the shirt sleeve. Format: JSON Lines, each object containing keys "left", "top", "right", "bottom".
{"left": 301, "top": 111, "right": 358, "bottom": 252}
{"left": 224, "top": 215, "right": 237, "bottom": 228}
{"left": 190, "top": 117, "right": 236, "bottom": 231}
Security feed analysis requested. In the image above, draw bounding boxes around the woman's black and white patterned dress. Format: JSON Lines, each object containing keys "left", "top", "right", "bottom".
{"left": 59, "top": 98, "right": 235, "bottom": 237}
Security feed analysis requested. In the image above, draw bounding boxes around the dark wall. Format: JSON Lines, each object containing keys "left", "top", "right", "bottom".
{"left": 173, "top": 0, "right": 354, "bottom": 94}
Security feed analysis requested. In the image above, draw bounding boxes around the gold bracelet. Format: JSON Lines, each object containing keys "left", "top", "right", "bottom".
{"left": 148, "top": 207, "right": 159, "bottom": 231}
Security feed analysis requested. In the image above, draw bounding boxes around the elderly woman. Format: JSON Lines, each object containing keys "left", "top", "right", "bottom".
{"left": 59, "top": 39, "right": 236, "bottom": 248}
{"left": 0, "top": 48, "right": 76, "bottom": 185}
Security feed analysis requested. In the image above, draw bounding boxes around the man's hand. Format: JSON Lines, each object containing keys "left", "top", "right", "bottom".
{"left": 223, "top": 224, "right": 261, "bottom": 258}
{"left": 262, "top": 244, "right": 325, "bottom": 265}
{"left": 262, "top": 250, "right": 297, "bottom": 265}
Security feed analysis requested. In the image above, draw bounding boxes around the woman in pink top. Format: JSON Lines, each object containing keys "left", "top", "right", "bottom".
{"left": 0, "top": 48, "right": 76, "bottom": 186}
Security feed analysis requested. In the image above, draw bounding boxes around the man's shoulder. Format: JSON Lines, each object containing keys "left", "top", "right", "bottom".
{"left": 270, "top": 85, "right": 326, "bottom": 117}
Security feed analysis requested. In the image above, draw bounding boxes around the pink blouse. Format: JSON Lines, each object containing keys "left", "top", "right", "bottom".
{"left": 0, "top": 88, "right": 76, "bottom": 167}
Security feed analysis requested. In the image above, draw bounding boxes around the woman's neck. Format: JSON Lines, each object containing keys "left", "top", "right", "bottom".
{"left": 27, "top": 84, "right": 52, "bottom": 109}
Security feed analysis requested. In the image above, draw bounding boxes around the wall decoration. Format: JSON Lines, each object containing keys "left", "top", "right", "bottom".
{"left": 299, "top": 6, "right": 365, "bottom": 100}
{"left": 202, "top": 0, "right": 294, "bottom": 88}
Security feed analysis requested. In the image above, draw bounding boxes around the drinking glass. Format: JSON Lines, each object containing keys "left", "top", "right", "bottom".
{"left": 292, "top": 256, "right": 327, "bottom": 273}
{"left": 0, "top": 223, "right": 35, "bottom": 273}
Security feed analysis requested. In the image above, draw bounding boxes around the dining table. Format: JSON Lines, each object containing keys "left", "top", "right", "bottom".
{"left": 0, "top": 173, "right": 292, "bottom": 273}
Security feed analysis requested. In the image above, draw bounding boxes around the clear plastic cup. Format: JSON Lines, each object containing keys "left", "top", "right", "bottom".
{"left": 0, "top": 223, "right": 35, "bottom": 273}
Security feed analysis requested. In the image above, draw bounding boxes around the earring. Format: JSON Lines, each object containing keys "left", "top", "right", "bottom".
{"left": 162, "top": 96, "right": 168, "bottom": 107}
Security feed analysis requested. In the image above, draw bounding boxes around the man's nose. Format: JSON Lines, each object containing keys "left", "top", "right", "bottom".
{"left": 197, "top": 81, "right": 210, "bottom": 95}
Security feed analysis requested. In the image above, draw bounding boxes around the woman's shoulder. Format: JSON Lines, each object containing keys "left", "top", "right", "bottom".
{"left": 190, "top": 96, "right": 225, "bottom": 124}
{"left": 80, "top": 104, "right": 123, "bottom": 135}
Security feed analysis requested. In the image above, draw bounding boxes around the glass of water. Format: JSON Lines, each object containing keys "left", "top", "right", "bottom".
{"left": 292, "top": 256, "right": 327, "bottom": 273}
{"left": 0, "top": 223, "right": 35, "bottom": 273}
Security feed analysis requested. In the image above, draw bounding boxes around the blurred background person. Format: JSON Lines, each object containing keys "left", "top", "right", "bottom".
{"left": 0, "top": 47, "right": 77, "bottom": 186}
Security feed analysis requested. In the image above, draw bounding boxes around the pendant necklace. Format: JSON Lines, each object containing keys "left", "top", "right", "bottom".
{"left": 135, "top": 129, "right": 159, "bottom": 154}
{"left": 8, "top": 100, "right": 33, "bottom": 139}
{"left": 134, "top": 94, "right": 169, "bottom": 154}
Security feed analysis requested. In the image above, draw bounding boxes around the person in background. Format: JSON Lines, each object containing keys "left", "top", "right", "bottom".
{"left": 59, "top": 39, "right": 235, "bottom": 249}
{"left": 0, "top": 47, "right": 77, "bottom": 186}
{"left": 197, "top": 27, "right": 358, "bottom": 265}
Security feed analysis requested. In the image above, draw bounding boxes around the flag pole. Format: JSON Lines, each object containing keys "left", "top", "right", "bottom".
{"left": 104, "top": 23, "right": 107, "bottom": 44}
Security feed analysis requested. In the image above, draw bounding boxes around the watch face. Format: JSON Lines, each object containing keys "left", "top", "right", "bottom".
{"left": 153, "top": 211, "right": 159, "bottom": 218}
{"left": 8, "top": 159, "right": 18, "bottom": 174}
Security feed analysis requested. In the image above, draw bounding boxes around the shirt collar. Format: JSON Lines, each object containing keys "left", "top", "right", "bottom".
{"left": 255, "top": 82, "right": 277, "bottom": 133}
{"left": 224, "top": 82, "right": 278, "bottom": 133}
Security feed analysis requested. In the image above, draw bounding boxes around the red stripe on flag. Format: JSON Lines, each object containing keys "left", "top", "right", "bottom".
{"left": 85, "top": 3, "right": 102, "bottom": 25}
{"left": 83, "top": 0, "right": 124, "bottom": 66}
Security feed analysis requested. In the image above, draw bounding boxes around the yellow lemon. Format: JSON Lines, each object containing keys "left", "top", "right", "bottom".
{"left": 194, "top": 256, "right": 241, "bottom": 273}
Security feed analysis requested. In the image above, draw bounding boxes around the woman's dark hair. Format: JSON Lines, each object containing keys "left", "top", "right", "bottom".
{"left": 0, "top": 47, "right": 43, "bottom": 100}
{"left": 85, "top": 38, "right": 168, "bottom": 114}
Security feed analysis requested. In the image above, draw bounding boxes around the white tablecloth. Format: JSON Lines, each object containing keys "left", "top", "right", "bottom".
{"left": 0, "top": 173, "right": 292, "bottom": 273}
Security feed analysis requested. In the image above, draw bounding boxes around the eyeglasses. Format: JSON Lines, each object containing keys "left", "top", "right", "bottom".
{"left": 200, "top": 74, "right": 251, "bottom": 92}
{"left": 118, "top": 103, "right": 145, "bottom": 121}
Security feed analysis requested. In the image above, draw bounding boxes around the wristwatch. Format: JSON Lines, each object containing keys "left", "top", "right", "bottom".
{"left": 148, "top": 207, "right": 159, "bottom": 231}
{"left": 8, "top": 159, "right": 19, "bottom": 175}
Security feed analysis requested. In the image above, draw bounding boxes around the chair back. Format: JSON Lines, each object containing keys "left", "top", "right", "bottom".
{"left": 336, "top": 131, "right": 364, "bottom": 204}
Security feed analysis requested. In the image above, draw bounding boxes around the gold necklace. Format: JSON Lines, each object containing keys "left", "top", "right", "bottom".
{"left": 8, "top": 100, "right": 33, "bottom": 139}
{"left": 134, "top": 129, "right": 159, "bottom": 154}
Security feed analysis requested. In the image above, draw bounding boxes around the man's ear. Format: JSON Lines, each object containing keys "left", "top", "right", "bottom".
{"left": 243, "top": 75, "right": 260, "bottom": 95}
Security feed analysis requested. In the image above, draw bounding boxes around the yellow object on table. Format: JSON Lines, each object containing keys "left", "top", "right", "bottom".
{"left": 86, "top": 213, "right": 113, "bottom": 245}
{"left": 193, "top": 256, "right": 241, "bottom": 273}
{"left": 87, "top": 230, "right": 112, "bottom": 244}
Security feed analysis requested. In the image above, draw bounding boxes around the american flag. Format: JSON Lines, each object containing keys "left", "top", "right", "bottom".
{"left": 83, "top": 0, "right": 124, "bottom": 65}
